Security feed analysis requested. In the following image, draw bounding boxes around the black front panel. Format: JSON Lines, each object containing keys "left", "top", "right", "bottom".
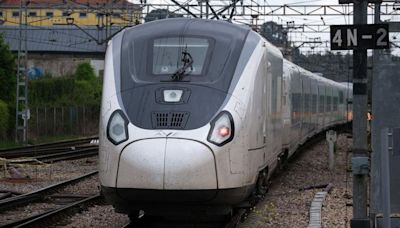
{"left": 119, "top": 19, "right": 250, "bottom": 130}
{"left": 101, "top": 185, "right": 254, "bottom": 207}
{"left": 120, "top": 83, "right": 228, "bottom": 129}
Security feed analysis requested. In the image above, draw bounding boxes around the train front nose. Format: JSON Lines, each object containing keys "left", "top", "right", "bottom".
{"left": 116, "top": 138, "right": 217, "bottom": 192}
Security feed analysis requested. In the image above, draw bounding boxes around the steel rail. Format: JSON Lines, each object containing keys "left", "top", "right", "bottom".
{"left": 0, "top": 171, "right": 98, "bottom": 212}
{"left": 0, "top": 144, "right": 98, "bottom": 159}
{"left": 2, "top": 194, "right": 102, "bottom": 228}
{"left": 0, "top": 136, "right": 98, "bottom": 155}
{"left": 38, "top": 148, "right": 99, "bottom": 163}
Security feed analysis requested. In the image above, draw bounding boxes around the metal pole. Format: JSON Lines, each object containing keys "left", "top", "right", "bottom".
{"left": 352, "top": 0, "right": 369, "bottom": 226}
{"left": 23, "top": 0, "right": 28, "bottom": 143}
{"left": 15, "top": 0, "right": 23, "bottom": 142}
{"left": 206, "top": 0, "right": 209, "bottom": 19}
{"left": 371, "top": 1, "right": 381, "bottom": 220}
{"left": 199, "top": 0, "right": 203, "bottom": 18}
{"left": 381, "top": 128, "right": 391, "bottom": 228}
{"left": 15, "top": 0, "right": 29, "bottom": 143}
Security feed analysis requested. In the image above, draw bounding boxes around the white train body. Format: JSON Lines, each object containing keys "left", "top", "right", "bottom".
{"left": 99, "top": 18, "right": 352, "bottom": 217}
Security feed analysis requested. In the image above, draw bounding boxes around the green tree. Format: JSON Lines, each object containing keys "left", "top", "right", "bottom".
{"left": 73, "top": 62, "right": 101, "bottom": 105}
{"left": 0, "top": 99, "right": 9, "bottom": 140}
{"left": 75, "top": 62, "right": 96, "bottom": 81}
{"left": 260, "top": 21, "right": 288, "bottom": 47}
{"left": 0, "top": 33, "right": 16, "bottom": 103}
{"left": 144, "top": 9, "right": 183, "bottom": 22}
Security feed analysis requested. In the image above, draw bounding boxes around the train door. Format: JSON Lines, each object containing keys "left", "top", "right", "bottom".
{"left": 290, "top": 66, "right": 302, "bottom": 147}
{"left": 300, "top": 75, "right": 307, "bottom": 142}
{"left": 333, "top": 89, "right": 339, "bottom": 123}
{"left": 304, "top": 76, "right": 312, "bottom": 138}
{"left": 318, "top": 83, "right": 325, "bottom": 129}
{"left": 247, "top": 52, "right": 268, "bottom": 176}
{"left": 265, "top": 49, "right": 283, "bottom": 169}
{"left": 281, "top": 66, "right": 291, "bottom": 148}
{"left": 311, "top": 79, "right": 318, "bottom": 135}
{"left": 339, "top": 89, "right": 345, "bottom": 122}
{"left": 326, "top": 86, "right": 332, "bottom": 126}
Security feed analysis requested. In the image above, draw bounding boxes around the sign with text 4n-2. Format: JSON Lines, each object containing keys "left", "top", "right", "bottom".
{"left": 330, "top": 24, "right": 389, "bottom": 50}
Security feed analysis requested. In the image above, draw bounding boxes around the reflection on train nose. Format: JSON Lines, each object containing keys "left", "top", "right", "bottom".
{"left": 116, "top": 138, "right": 217, "bottom": 190}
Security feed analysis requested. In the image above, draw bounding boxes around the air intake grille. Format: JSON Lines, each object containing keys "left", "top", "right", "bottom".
{"left": 152, "top": 112, "right": 189, "bottom": 129}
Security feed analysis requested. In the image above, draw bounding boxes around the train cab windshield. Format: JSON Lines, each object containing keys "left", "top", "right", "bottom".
{"left": 120, "top": 19, "right": 250, "bottom": 87}
{"left": 152, "top": 37, "right": 210, "bottom": 77}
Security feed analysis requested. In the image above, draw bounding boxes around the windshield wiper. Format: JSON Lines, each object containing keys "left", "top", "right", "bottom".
{"left": 171, "top": 51, "right": 193, "bottom": 82}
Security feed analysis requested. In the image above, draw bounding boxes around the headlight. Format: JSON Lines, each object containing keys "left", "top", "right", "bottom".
{"left": 207, "top": 111, "right": 235, "bottom": 146}
{"left": 107, "top": 110, "right": 129, "bottom": 145}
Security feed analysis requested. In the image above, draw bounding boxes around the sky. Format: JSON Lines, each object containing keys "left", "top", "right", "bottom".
{"left": 127, "top": 0, "right": 400, "bottom": 54}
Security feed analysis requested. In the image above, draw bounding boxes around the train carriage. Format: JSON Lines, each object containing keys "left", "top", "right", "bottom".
{"left": 99, "top": 18, "right": 352, "bottom": 220}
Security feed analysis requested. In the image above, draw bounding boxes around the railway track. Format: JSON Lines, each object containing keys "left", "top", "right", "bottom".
{"left": 0, "top": 136, "right": 98, "bottom": 159}
{"left": 2, "top": 194, "right": 102, "bottom": 228}
{"left": 0, "top": 171, "right": 100, "bottom": 227}
{"left": 0, "top": 137, "right": 98, "bottom": 164}
{"left": 13, "top": 146, "right": 99, "bottom": 163}
{"left": 0, "top": 171, "right": 98, "bottom": 212}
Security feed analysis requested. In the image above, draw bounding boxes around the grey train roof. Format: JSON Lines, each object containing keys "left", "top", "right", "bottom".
{"left": 0, "top": 25, "right": 124, "bottom": 53}
{"left": 123, "top": 18, "right": 251, "bottom": 37}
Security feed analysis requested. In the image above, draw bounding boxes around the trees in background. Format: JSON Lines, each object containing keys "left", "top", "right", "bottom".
{"left": 29, "top": 62, "right": 102, "bottom": 107}
{"left": 259, "top": 21, "right": 288, "bottom": 48}
{"left": 27, "top": 62, "right": 102, "bottom": 141}
{"left": 0, "top": 34, "right": 15, "bottom": 140}
{"left": 144, "top": 9, "right": 183, "bottom": 22}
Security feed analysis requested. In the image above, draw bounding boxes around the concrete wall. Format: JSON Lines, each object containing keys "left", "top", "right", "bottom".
{"left": 27, "top": 53, "right": 105, "bottom": 78}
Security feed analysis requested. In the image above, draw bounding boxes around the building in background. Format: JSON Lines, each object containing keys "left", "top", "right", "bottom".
{"left": 0, "top": 25, "right": 124, "bottom": 77}
{"left": 0, "top": 0, "right": 141, "bottom": 26}
{"left": 0, "top": 0, "right": 141, "bottom": 78}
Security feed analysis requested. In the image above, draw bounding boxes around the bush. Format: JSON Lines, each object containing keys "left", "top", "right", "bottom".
{"left": 0, "top": 34, "right": 16, "bottom": 104}
{"left": 0, "top": 100, "right": 9, "bottom": 140}
{"left": 75, "top": 62, "right": 96, "bottom": 81}
{"left": 29, "top": 76, "right": 75, "bottom": 106}
{"left": 29, "top": 62, "right": 101, "bottom": 107}
{"left": 74, "top": 63, "right": 101, "bottom": 105}
{"left": 73, "top": 80, "right": 101, "bottom": 105}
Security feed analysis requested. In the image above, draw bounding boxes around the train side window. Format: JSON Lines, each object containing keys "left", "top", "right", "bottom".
{"left": 291, "top": 93, "right": 296, "bottom": 112}
{"left": 319, "top": 95, "right": 324, "bottom": 113}
{"left": 312, "top": 94, "right": 317, "bottom": 113}
{"left": 282, "top": 80, "right": 287, "bottom": 106}
{"left": 339, "top": 91, "right": 344, "bottom": 104}
{"left": 333, "top": 97, "right": 338, "bottom": 111}
{"left": 283, "top": 94, "right": 286, "bottom": 106}
{"left": 326, "top": 96, "right": 331, "bottom": 112}
{"left": 304, "top": 94, "right": 309, "bottom": 112}
{"left": 292, "top": 92, "right": 301, "bottom": 113}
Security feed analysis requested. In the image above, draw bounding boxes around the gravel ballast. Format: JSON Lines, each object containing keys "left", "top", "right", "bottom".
{"left": 241, "top": 133, "right": 353, "bottom": 227}
{"left": 0, "top": 157, "right": 99, "bottom": 227}
{"left": 0, "top": 157, "right": 98, "bottom": 194}
{"left": 0, "top": 134, "right": 353, "bottom": 227}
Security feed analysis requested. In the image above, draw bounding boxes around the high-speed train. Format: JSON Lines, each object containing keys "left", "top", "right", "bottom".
{"left": 99, "top": 18, "right": 352, "bottom": 219}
